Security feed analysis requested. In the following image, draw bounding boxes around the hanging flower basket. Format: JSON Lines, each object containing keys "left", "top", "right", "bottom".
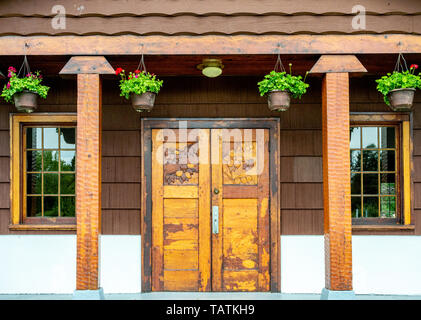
{"left": 115, "top": 55, "right": 163, "bottom": 113}
{"left": 387, "top": 88, "right": 417, "bottom": 112}
{"left": 258, "top": 57, "right": 309, "bottom": 112}
{"left": 267, "top": 90, "right": 291, "bottom": 111}
{"left": 376, "top": 54, "right": 420, "bottom": 112}
{"left": 1, "top": 66, "right": 49, "bottom": 113}
{"left": 13, "top": 90, "right": 38, "bottom": 113}
{"left": 130, "top": 91, "right": 156, "bottom": 112}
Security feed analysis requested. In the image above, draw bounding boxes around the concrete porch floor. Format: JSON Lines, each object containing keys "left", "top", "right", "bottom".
{"left": 1, "top": 292, "right": 421, "bottom": 300}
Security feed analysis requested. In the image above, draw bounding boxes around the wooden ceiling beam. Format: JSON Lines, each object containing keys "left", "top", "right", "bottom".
{"left": 1, "top": 53, "right": 418, "bottom": 77}
{"left": 0, "top": 35, "right": 420, "bottom": 56}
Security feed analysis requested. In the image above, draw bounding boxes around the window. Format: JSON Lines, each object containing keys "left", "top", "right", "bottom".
{"left": 10, "top": 114, "right": 77, "bottom": 230}
{"left": 350, "top": 114, "right": 412, "bottom": 226}
{"left": 350, "top": 125, "right": 399, "bottom": 220}
{"left": 25, "top": 126, "right": 76, "bottom": 218}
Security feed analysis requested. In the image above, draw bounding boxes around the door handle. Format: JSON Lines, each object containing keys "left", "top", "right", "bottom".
{"left": 212, "top": 206, "right": 219, "bottom": 234}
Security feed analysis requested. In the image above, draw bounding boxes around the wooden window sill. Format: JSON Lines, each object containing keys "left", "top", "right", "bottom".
{"left": 352, "top": 225, "right": 415, "bottom": 232}
{"left": 9, "top": 224, "right": 76, "bottom": 231}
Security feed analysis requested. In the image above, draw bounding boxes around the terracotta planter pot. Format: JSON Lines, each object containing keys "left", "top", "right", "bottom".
{"left": 13, "top": 90, "right": 38, "bottom": 113}
{"left": 387, "top": 88, "right": 416, "bottom": 112}
{"left": 267, "top": 90, "right": 291, "bottom": 111}
{"left": 131, "top": 92, "right": 156, "bottom": 112}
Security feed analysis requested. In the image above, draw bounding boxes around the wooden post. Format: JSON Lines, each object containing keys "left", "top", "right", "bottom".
{"left": 60, "top": 56, "right": 114, "bottom": 299}
{"left": 309, "top": 55, "right": 366, "bottom": 299}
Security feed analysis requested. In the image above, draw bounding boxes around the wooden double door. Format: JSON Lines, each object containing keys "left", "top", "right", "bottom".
{"left": 143, "top": 120, "right": 279, "bottom": 292}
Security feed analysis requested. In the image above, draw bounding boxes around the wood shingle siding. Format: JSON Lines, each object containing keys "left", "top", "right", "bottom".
{"left": 1, "top": 0, "right": 421, "bottom": 16}
{"left": 0, "top": 0, "right": 420, "bottom": 36}
{"left": 0, "top": 15, "right": 420, "bottom": 36}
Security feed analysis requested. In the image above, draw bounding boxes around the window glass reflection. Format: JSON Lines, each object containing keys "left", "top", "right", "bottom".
{"left": 24, "top": 126, "right": 76, "bottom": 219}
{"left": 350, "top": 125, "right": 397, "bottom": 219}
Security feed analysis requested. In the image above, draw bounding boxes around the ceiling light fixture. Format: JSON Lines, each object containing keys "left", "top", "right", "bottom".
{"left": 197, "top": 58, "right": 224, "bottom": 78}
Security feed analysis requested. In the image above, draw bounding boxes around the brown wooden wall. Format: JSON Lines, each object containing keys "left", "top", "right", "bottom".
{"left": 0, "top": 0, "right": 420, "bottom": 36}
{"left": 0, "top": 74, "right": 420, "bottom": 235}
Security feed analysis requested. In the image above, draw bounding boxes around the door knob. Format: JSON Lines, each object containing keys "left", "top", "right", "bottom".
{"left": 214, "top": 188, "right": 220, "bottom": 194}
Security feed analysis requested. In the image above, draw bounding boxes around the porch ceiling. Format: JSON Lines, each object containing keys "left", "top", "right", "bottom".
{"left": 0, "top": 54, "right": 420, "bottom": 77}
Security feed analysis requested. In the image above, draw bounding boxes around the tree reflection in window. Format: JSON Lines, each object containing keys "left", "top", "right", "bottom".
{"left": 350, "top": 126, "right": 397, "bottom": 219}
{"left": 25, "top": 127, "right": 76, "bottom": 218}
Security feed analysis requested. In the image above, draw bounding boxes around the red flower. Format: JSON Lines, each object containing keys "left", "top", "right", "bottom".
{"left": 8, "top": 66, "right": 16, "bottom": 73}
{"left": 134, "top": 70, "right": 141, "bottom": 74}
{"left": 410, "top": 64, "right": 419, "bottom": 69}
{"left": 115, "top": 67, "right": 123, "bottom": 75}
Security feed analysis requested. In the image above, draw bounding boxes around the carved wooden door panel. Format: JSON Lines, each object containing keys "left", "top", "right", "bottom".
{"left": 151, "top": 128, "right": 270, "bottom": 292}
{"left": 151, "top": 128, "right": 211, "bottom": 291}
{"left": 211, "top": 129, "right": 270, "bottom": 292}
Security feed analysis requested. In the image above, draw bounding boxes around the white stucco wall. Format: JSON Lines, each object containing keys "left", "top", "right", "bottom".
{"left": 1, "top": 234, "right": 421, "bottom": 294}
{"left": 352, "top": 236, "right": 421, "bottom": 295}
{"left": 281, "top": 235, "right": 421, "bottom": 295}
{"left": 0, "top": 235, "right": 77, "bottom": 294}
{"left": 281, "top": 235, "right": 325, "bottom": 293}
{"left": 100, "top": 235, "right": 141, "bottom": 293}
{"left": 0, "top": 235, "right": 141, "bottom": 294}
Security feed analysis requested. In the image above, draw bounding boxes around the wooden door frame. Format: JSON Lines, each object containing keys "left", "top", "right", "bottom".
{"left": 141, "top": 118, "right": 281, "bottom": 292}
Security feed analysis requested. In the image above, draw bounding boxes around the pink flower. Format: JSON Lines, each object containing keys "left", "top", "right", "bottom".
{"left": 8, "top": 66, "right": 16, "bottom": 73}
{"left": 6, "top": 82, "right": 10, "bottom": 89}
{"left": 411, "top": 64, "right": 419, "bottom": 69}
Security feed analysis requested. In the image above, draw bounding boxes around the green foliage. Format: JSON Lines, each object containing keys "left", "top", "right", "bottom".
{"left": 257, "top": 70, "right": 309, "bottom": 99}
{"left": 116, "top": 68, "right": 163, "bottom": 99}
{"left": 375, "top": 67, "right": 421, "bottom": 105}
{"left": 1, "top": 68, "right": 49, "bottom": 103}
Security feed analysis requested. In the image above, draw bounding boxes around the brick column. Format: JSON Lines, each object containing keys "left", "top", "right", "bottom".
{"left": 310, "top": 55, "right": 366, "bottom": 299}
{"left": 60, "top": 56, "right": 114, "bottom": 299}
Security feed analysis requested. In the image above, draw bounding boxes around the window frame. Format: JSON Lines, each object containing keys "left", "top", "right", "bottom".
{"left": 350, "top": 113, "right": 412, "bottom": 227}
{"left": 10, "top": 113, "right": 77, "bottom": 231}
